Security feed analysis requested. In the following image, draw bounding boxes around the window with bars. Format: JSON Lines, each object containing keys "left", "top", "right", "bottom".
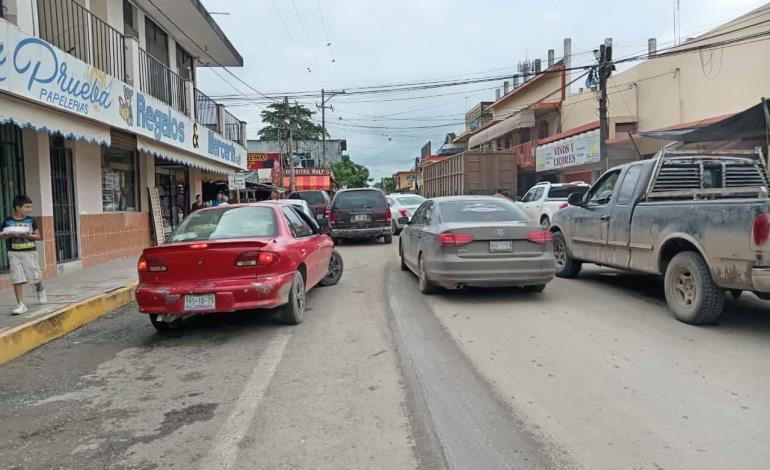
{"left": 0, "top": 124, "right": 27, "bottom": 271}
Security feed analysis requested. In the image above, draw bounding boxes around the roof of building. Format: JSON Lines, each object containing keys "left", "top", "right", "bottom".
{"left": 488, "top": 63, "right": 565, "bottom": 111}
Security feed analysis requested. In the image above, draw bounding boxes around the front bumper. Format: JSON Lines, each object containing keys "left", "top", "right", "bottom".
{"left": 332, "top": 225, "right": 392, "bottom": 239}
{"left": 426, "top": 254, "right": 555, "bottom": 289}
{"left": 136, "top": 272, "right": 295, "bottom": 315}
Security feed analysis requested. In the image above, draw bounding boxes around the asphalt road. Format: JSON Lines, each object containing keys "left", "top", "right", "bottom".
{"left": 2, "top": 240, "right": 770, "bottom": 469}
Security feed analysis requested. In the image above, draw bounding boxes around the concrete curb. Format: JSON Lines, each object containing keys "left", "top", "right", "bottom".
{"left": 0, "top": 282, "right": 138, "bottom": 365}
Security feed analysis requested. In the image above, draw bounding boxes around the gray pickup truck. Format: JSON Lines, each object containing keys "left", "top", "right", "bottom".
{"left": 551, "top": 145, "right": 770, "bottom": 324}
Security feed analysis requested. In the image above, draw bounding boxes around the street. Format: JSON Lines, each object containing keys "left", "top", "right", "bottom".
{"left": 3, "top": 241, "right": 770, "bottom": 470}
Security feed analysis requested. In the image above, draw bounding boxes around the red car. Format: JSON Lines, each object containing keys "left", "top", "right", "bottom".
{"left": 136, "top": 203, "right": 343, "bottom": 332}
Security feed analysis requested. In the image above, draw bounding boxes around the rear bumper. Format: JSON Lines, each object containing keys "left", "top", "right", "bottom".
{"left": 426, "top": 254, "right": 555, "bottom": 289}
{"left": 332, "top": 225, "right": 392, "bottom": 239}
{"left": 135, "top": 272, "right": 295, "bottom": 315}
{"left": 751, "top": 268, "right": 770, "bottom": 292}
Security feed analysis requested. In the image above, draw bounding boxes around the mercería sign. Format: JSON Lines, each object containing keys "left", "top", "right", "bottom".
{"left": 0, "top": 20, "right": 246, "bottom": 169}
{"left": 536, "top": 129, "right": 600, "bottom": 172}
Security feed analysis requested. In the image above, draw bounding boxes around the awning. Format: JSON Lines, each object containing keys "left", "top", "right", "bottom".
{"left": 137, "top": 137, "right": 236, "bottom": 175}
{"left": 468, "top": 109, "right": 535, "bottom": 149}
{"left": 640, "top": 101, "right": 767, "bottom": 142}
{"left": 0, "top": 94, "right": 110, "bottom": 145}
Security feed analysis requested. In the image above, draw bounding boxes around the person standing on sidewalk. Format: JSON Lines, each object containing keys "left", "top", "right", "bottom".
{"left": 190, "top": 194, "right": 206, "bottom": 212}
{"left": 1, "top": 195, "right": 46, "bottom": 315}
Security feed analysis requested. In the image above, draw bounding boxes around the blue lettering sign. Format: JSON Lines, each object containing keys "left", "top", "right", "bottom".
{"left": 207, "top": 130, "right": 239, "bottom": 164}
{"left": 136, "top": 93, "right": 185, "bottom": 144}
{"left": 0, "top": 42, "right": 6, "bottom": 82}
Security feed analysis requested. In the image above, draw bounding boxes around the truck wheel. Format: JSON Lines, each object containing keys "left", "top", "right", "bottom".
{"left": 553, "top": 231, "right": 581, "bottom": 278}
{"left": 664, "top": 251, "right": 725, "bottom": 325}
{"left": 383, "top": 234, "right": 393, "bottom": 244}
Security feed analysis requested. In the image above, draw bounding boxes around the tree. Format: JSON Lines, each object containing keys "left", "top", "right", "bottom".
{"left": 331, "top": 155, "right": 370, "bottom": 189}
{"left": 257, "top": 101, "right": 328, "bottom": 141}
{"left": 373, "top": 176, "right": 396, "bottom": 194}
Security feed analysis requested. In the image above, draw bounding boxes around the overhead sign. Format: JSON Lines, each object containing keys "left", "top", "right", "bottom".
{"left": 247, "top": 152, "right": 279, "bottom": 170}
{"left": 536, "top": 129, "right": 600, "bottom": 172}
{"left": 228, "top": 173, "right": 246, "bottom": 190}
{"left": 0, "top": 20, "right": 246, "bottom": 169}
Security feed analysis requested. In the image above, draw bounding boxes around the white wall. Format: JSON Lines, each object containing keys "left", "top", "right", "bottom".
{"left": 74, "top": 142, "right": 104, "bottom": 214}
{"left": 21, "top": 130, "right": 53, "bottom": 217}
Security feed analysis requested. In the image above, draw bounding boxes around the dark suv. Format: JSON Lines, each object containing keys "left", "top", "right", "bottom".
{"left": 288, "top": 190, "right": 331, "bottom": 225}
{"left": 329, "top": 188, "right": 393, "bottom": 244}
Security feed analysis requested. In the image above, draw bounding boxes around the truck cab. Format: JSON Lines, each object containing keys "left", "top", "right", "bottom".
{"left": 519, "top": 182, "right": 591, "bottom": 228}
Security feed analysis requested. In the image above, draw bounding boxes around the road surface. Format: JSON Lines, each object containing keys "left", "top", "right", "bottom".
{"left": 2, "top": 241, "right": 770, "bottom": 469}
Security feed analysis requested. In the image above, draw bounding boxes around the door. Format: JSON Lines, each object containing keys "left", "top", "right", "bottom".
{"left": 50, "top": 137, "right": 79, "bottom": 262}
{"left": 404, "top": 202, "right": 429, "bottom": 268}
{"left": 411, "top": 201, "right": 435, "bottom": 265}
{"left": 606, "top": 165, "right": 645, "bottom": 268}
{"left": 282, "top": 207, "right": 323, "bottom": 286}
{"left": 0, "top": 124, "right": 26, "bottom": 271}
{"left": 570, "top": 169, "right": 621, "bottom": 261}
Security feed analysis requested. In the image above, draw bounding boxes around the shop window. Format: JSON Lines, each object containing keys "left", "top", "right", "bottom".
{"left": 0, "top": 124, "right": 25, "bottom": 271}
{"left": 123, "top": 0, "right": 137, "bottom": 37}
{"left": 145, "top": 17, "right": 169, "bottom": 65}
{"left": 176, "top": 44, "right": 194, "bottom": 81}
{"left": 101, "top": 148, "right": 138, "bottom": 212}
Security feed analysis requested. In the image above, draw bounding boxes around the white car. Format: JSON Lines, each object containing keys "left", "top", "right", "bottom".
{"left": 518, "top": 182, "right": 590, "bottom": 228}
{"left": 386, "top": 193, "right": 426, "bottom": 235}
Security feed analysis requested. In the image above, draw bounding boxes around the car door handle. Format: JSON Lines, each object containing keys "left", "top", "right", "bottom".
{"left": 600, "top": 215, "right": 611, "bottom": 221}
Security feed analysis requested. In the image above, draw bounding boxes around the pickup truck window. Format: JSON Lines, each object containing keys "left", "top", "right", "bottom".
{"left": 547, "top": 186, "right": 589, "bottom": 200}
{"left": 534, "top": 187, "right": 545, "bottom": 200}
{"left": 586, "top": 170, "right": 621, "bottom": 206}
{"left": 617, "top": 165, "right": 643, "bottom": 205}
{"left": 521, "top": 189, "right": 536, "bottom": 203}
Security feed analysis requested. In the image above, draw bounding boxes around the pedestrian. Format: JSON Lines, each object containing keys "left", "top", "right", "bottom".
{"left": 494, "top": 189, "right": 506, "bottom": 198}
{"left": 1, "top": 195, "right": 46, "bottom": 315}
{"left": 191, "top": 194, "right": 205, "bottom": 212}
{"left": 211, "top": 192, "right": 224, "bottom": 207}
{"left": 220, "top": 195, "right": 230, "bottom": 205}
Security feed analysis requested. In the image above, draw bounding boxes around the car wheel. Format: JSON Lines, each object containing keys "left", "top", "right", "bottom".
{"left": 392, "top": 221, "right": 401, "bottom": 236}
{"left": 149, "top": 314, "right": 183, "bottom": 333}
{"left": 664, "top": 251, "right": 725, "bottom": 325}
{"left": 553, "top": 231, "right": 581, "bottom": 278}
{"left": 524, "top": 284, "right": 546, "bottom": 293}
{"left": 384, "top": 234, "right": 393, "bottom": 244}
{"left": 279, "top": 271, "right": 306, "bottom": 325}
{"left": 320, "top": 250, "right": 344, "bottom": 286}
{"left": 540, "top": 216, "right": 551, "bottom": 230}
{"left": 418, "top": 255, "right": 438, "bottom": 295}
{"left": 399, "top": 241, "right": 409, "bottom": 271}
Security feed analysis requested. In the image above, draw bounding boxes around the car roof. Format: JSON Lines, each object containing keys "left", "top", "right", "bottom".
{"left": 430, "top": 195, "right": 513, "bottom": 203}
{"left": 535, "top": 181, "right": 589, "bottom": 187}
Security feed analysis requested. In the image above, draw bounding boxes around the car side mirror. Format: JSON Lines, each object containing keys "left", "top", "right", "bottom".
{"left": 320, "top": 225, "right": 332, "bottom": 235}
{"left": 567, "top": 192, "right": 585, "bottom": 207}
{"left": 397, "top": 216, "right": 410, "bottom": 225}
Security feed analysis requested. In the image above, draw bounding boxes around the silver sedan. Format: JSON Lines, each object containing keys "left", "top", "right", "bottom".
{"left": 398, "top": 196, "right": 555, "bottom": 294}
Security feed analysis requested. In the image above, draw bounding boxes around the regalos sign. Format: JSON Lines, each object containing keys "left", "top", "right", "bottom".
{"left": 536, "top": 129, "right": 600, "bottom": 172}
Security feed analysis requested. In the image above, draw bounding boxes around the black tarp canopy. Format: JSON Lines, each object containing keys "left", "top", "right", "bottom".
{"left": 640, "top": 100, "right": 770, "bottom": 143}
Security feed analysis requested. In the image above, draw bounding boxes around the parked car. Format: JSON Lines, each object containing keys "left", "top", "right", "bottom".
{"left": 386, "top": 194, "right": 426, "bottom": 235}
{"left": 329, "top": 188, "right": 393, "bottom": 244}
{"left": 399, "top": 196, "right": 555, "bottom": 294}
{"left": 289, "top": 190, "right": 331, "bottom": 225}
{"left": 136, "top": 203, "right": 344, "bottom": 332}
{"left": 262, "top": 199, "right": 317, "bottom": 224}
{"left": 518, "top": 181, "right": 590, "bottom": 228}
{"left": 551, "top": 145, "right": 770, "bottom": 325}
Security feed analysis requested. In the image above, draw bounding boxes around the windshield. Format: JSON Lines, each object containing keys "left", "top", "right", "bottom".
{"left": 169, "top": 206, "right": 277, "bottom": 242}
{"left": 333, "top": 191, "right": 387, "bottom": 209}
{"left": 395, "top": 196, "right": 425, "bottom": 206}
{"left": 292, "top": 191, "right": 326, "bottom": 205}
{"left": 547, "top": 186, "right": 590, "bottom": 199}
{"left": 439, "top": 199, "right": 529, "bottom": 223}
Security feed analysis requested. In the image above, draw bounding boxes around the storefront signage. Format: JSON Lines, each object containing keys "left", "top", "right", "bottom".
{"left": 228, "top": 173, "right": 246, "bottom": 190}
{"left": 0, "top": 20, "right": 246, "bottom": 170}
{"left": 536, "top": 129, "right": 600, "bottom": 172}
{"left": 247, "top": 152, "right": 279, "bottom": 170}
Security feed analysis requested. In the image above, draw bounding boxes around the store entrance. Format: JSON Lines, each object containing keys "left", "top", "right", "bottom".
{"left": 154, "top": 160, "right": 189, "bottom": 235}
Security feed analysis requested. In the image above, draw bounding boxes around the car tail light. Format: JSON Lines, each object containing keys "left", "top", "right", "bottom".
{"left": 329, "top": 211, "right": 337, "bottom": 224}
{"left": 752, "top": 213, "right": 770, "bottom": 249}
{"left": 386, "top": 208, "right": 393, "bottom": 222}
{"left": 559, "top": 202, "right": 568, "bottom": 209}
{"left": 438, "top": 232, "right": 475, "bottom": 247}
{"left": 399, "top": 208, "right": 409, "bottom": 217}
{"left": 325, "top": 206, "right": 331, "bottom": 218}
{"left": 527, "top": 231, "right": 553, "bottom": 244}
{"left": 236, "top": 251, "right": 280, "bottom": 267}
{"left": 138, "top": 257, "right": 167, "bottom": 272}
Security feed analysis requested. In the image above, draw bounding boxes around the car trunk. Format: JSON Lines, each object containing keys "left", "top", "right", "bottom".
{"left": 441, "top": 222, "right": 546, "bottom": 258}
{"left": 140, "top": 239, "right": 273, "bottom": 283}
{"left": 333, "top": 206, "right": 390, "bottom": 227}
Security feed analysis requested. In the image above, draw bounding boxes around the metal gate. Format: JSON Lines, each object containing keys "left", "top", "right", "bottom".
{"left": 50, "top": 137, "right": 79, "bottom": 262}
{"left": 0, "top": 124, "right": 26, "bottom": 271}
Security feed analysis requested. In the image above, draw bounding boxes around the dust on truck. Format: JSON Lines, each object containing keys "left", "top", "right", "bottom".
{"left": 421, "top": 152, "right": 518, "bottom": 198}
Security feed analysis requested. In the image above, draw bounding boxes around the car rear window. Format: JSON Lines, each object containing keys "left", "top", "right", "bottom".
{"left": 292, "top": 191, "right": 326, "bottom": 205}
{"left": 439, "top": 200, "right": 529, "bottom": 223}
{"left": 547, "top": 186, "right": 589, "bottom": 199}
{"left": 333, "top": 191, "right": 387, "bottom": 209}
{"left": 396, "top": 196, "right": 425, "bottom": 206}
{"left": 169, "top": 207, "right": 277, "bottom": 242}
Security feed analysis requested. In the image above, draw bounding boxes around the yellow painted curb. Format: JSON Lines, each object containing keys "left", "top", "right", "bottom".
{"left": 0, "top": 282, "right": 138, "bottom": 365}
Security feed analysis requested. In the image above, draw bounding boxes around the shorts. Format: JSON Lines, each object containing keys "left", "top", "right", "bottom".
{"left": 9, "top": 251, "right": 41, "bottom": 285}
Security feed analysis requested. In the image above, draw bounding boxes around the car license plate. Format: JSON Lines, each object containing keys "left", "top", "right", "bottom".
{"left": 489, "top": 241, "right": 513, "bottom": 253}
{"left": 353, "top": 214, "right": 370, "bottom": 222}
{"left": 184, "top": 294, "right": 215, "bottom": 311}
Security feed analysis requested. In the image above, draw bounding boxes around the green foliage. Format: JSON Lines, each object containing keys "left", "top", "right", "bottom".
{"left": 258, "top": 102, "right": 328, "bottom": 141}
{"left": 373, "top": 176, "right": 396, "bottom": 194}
{"left": 331, "top": 155, "right": 370, "bottom": 188}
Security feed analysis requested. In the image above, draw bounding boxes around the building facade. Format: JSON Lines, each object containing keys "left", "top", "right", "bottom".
{"left": 0, "top": 0, "right": 247, "bottom": 287}
{"left": 248, "top": 139, "right": 347, "bottom": 168}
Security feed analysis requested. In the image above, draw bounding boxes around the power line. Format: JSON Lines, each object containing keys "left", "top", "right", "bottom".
{"left": 271, "top": 0, "right": 312, "bottom": 72}
{"left": 291, "top": 0, "right": 322, "bottom": 72}
{"left": 315, "top": 0, "right": 337, "bottom": 65}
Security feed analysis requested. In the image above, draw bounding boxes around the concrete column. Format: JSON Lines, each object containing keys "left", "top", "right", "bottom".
{"left": 21, "top": 130, "right": 53, "bottom": 217}
{"left": 124, "top": 37, "right": 141, "bottom": 88}
{"left": 138, "top": 151, "right": 156, "bottom": 212}
{"left": 184, "top": 80, "right": 195, "bottom": 119}
{"left": 240, "top": 121, "right": 248, "bottom": 147}
{"left": 189, "top": 168, "right": 203, "bottom": 199}
{"left": 12, "top": 0, "right": 39, "bottom": 35}
{"left": 216, "top": 104, "right": 226, "bottom": 137}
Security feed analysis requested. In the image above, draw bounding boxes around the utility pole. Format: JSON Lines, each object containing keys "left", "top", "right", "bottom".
{"left": 317, "top": 89, "right": 344, "bottom": 167}
{"left": 285, "top": 96, "right": 296, "bottom": 193}
{"left": 597, "top": 39, "right": 615, "bottom": 172}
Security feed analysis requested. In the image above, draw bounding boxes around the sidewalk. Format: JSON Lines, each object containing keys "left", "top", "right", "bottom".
{"left": 0, "top": 257, "right": 138, "bottom": 364}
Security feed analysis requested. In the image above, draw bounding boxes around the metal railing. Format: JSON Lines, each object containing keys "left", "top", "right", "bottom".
{"left": 195, "top": 89, "right": 219, "bottom": 132}
{"left": 37, "top": 0, "right": 125, "bottom": 80}
{"left": 224, "top": 110, "right": 241, "bottom": 143}
{"left": 138, "top": 48, "right": 189, "bottom": 115}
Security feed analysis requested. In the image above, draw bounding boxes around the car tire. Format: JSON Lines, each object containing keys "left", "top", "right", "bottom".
{"left": 332, "top": 237, "right": 342, "bottom": 246}
{"left": 418, "top": 255, "right": 438, "bottom": 295}
{"left": 392, "top": 221, "right": 401, "bottom": 236}
{"left": 540, "top": 216, "right": 551, "bottom": 230}
{"left": 664, "top": 251, "right": 725, "bottom": 325}
{"left": 399, "top": 241, "right": 409, "bottom": 271}
{"left": 384, "top": 234, "right": 393, "bottom": 244}
{"left": 524, "top": 284, "right": 546, "bottom": 293}
{"left": 279, "top": 271, "right": 306, "bottom": 325}
{"left": 320, "top": 250, "right": 344, "bottom": 286}
{"left": 149, "top": 314, "right": 183, "bottom": 333}
{"left": 553, "top": 231, "right": 581, "bottom": 278}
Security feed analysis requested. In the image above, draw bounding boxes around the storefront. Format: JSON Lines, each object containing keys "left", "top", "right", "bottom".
{"left": 154, "top": 159, "right": 189, "bottom": 233}
{"left": 536, "top": 128, "right": 602, "bottom": 183}
{"left": 0, "top": 123, "right": 26, "bottom": 271}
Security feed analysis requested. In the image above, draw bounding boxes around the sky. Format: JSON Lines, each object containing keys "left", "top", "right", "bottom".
{"left": 197, "top": 0, "right": 768, "bottom": 180}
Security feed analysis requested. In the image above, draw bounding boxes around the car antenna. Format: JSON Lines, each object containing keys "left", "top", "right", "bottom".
{"left": 628, "top": 131, "right": 643, "bottom": 159}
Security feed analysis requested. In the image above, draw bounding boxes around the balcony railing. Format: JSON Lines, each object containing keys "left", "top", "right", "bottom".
{"left": 138, "top": 48, "right": 188, "bottom": 115}
{"left": 195, "top": 89, "right": 219, "bottom": 133}
{"left": 224, "top": 110, "right": 241, "bottom": 143}
{"left": 37, "top": 0, "right": 125, "bottom": 80}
